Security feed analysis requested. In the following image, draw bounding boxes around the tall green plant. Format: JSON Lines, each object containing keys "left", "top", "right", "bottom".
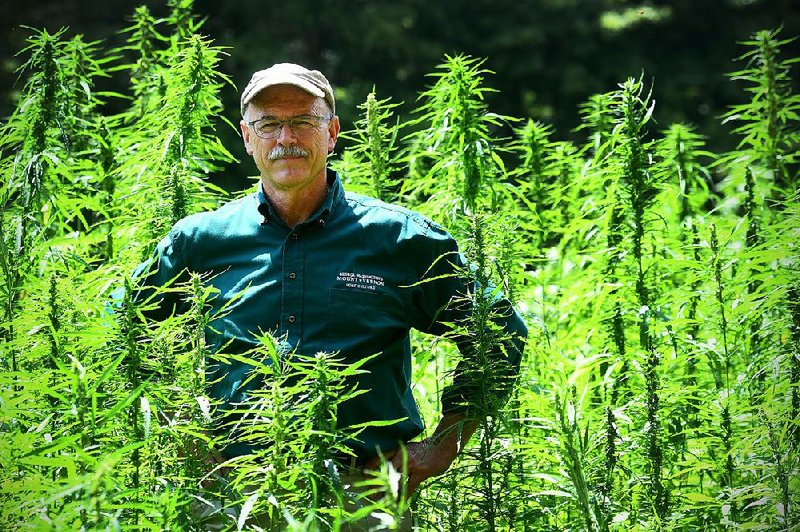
{"left": 722, "top": 29, "right": 800, "bottom": 200}
{"left": 120, "top": 6, "right": 166, "bottom": 121}
{"left": 217, "top": 337, "right": 388, "bottom": 529}
{"left": 610, "top": 77, "right": 670, "bottom": 522}
{"left": 336, "top": 89, "right": 403, "bottom": 201}
{"left": 709, "top": 224, "right": 738, "bottom": 523}
{"left": 166, "top": 0, "right": 202, "bottom": 43}
{"left": 552, "top": 388, "right": 609, "bottom": 532}
{"left": 513, "top": 119, "right": 553, "bottom": 248}
{"left": 0, "top": 28, "right": 104, "bottom": 374}
{"left": 404, "top": 55, "right": 510, "bottom": 219}
{"left": 437, "top": 213, "right": 526, "bottom": 531}
{"left": 577, "top": 92, "right": 615, "bottom": 157}
{"left": 114, "top": 33, "right": 232, "bottom": 255}
{"left": 655, "top": 123, "right": 714, "bottom": 236}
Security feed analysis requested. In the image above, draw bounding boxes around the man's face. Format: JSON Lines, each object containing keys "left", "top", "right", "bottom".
{"left": 240, "top": 84, "right": 339, "bottom": 194}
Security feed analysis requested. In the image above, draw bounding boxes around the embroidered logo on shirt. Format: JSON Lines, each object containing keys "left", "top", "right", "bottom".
{"left": 336, "top": 271, "right": 385, "bottom": 291}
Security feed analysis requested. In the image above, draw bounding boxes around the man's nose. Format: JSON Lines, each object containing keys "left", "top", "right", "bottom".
{"left": 275, "top": 122, "right": 298, "bottom": 143}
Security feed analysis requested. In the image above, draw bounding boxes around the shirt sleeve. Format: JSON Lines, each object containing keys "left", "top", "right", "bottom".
{"left": 130, "top": 225, "right": 190, "bottom": 321}
{"left": 408, "top": 224, "right": 528, "bottom": 415}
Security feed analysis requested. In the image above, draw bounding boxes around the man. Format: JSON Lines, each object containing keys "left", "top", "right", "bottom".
{"left": 136, "top": 62, "right": 527, "bottom": 526}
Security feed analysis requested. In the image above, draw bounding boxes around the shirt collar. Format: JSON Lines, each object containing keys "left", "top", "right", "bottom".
{"left": 256, "top": 168, "right": 344, "bottom": 228}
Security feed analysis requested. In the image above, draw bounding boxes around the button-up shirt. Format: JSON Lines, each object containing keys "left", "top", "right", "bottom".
{"left": 136, "top": 170, "right": 527, "bottom": 459}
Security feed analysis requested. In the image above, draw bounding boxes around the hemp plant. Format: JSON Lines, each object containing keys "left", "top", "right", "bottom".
{"left": 653, "top": 124, "right": 715, "bottom": 404}
{"left": 4, "top": 28, "right": 109, "bottom": 229}
{"left": 552, "top": 388, "right": 610, "bottom": 532}
{"left": 404, "top": 55, "right": 510, "bottom": 219}
{"left": 509, "top": 119, "right": 558, "bottom": 339}
{"left": 512, "top": 119, "right": 553, "bottom": 248}
{"left": 577, "top": 92, "right": 615, "bottom": 158}
{"left": 789, "top": 281, "right": 800, "bottom": 446}
{"left": 429, "top": 212, "right": 525, "bottom": 531}
{"left": 603, "top": 178, "right": 629, "bottom": 406}
{"left": 4, "top": 28, "right": 66, "bottom": 216}
{"left": 1, "top": 28, "right": 66, "bottom": 265}
{"left": 115, "top": 276, "right": 148, "bottom": 525}
{"left": 547, "top": 140, "right": 583, "bottom": 246}
{"left": 708, "top": 225, "right": 738, "bottom": 518}
{"left": 3, "top": 270, "right": 150, "bottom": 530}
{"left": 114, "top": 32, "right": 233, "bottom": 254}
{"left": 166, "top": 0, "right": 203, "bottom": 44}
{"left": 60, "top": 36, "right": 111, "bottom": 155}
{"left": 216, "top": 335, "right": 386, "bottom": 529}
{"left": 610, "top": 76, "right": 670, "bottom": 521}
{"left": 721, "top": 28, "right": 800, "bottom": 201}
{"left": 654, "top": 123, "right": 714, "bottom": 238}
{"left": 0, "top": 28, "right": 103, "bottom": 375}
{"left": 119, "top": 6, "right": 167, "bottom": 121}
{"left": 337, "top": 89, "right": 403, "bottom": 202}
{"left": 576, "top": 91, "right": 619, "bottom": 213}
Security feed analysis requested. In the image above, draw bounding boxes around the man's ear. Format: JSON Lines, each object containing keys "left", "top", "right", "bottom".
{"left": 327, "top": 115, "right": 340, "bottom": 153}
{"left": 240, "top": 119, "right": 254, "bottom": 155}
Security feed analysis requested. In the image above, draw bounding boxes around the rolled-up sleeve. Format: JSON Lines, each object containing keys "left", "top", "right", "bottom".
{"left": 408, "top": 224, "right": 528, "bottom": 415}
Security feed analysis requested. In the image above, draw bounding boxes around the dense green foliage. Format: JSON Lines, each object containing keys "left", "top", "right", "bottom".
{"left": 4, "top": 0, "right": 798, "bottom": 191}
{"left": 1, "top": 3, "right": 798, "bottom": 530}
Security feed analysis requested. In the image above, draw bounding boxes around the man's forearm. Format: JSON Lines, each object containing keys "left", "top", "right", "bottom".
{"left": 429, "top": 411, "right": 480, "bottom": 459}
{"left": 383, "top": 411, "right": 481, "bottom": 496}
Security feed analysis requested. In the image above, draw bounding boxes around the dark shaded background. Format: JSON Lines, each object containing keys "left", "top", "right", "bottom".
{"left": 2, "top": 0, "right": 798, "bottom": 190}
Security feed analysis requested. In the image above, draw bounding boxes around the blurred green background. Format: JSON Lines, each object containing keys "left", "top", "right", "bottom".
{"left": 2, "top": 0, "right": 798, "bottom": 190}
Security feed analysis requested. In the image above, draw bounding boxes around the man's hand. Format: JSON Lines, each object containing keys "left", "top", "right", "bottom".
{"left": 365, "top": 412, "right": 479, "bottom": 497}
{"left": 390, "top": 437, "right": 456, "bottom": 496}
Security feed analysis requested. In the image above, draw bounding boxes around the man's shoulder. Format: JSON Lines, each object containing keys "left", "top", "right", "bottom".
{"left": 171, "top": 193, "right": 257, "bottom": 240}
{"left": 342, "top": 191, "right": 449, "bottom": 240}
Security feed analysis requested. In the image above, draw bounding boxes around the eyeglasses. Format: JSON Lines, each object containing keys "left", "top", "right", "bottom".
{"left": 247, "top": 114, "right": 332, "bottom": 139}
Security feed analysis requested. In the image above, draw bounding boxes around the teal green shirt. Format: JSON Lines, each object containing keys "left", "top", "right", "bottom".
{"left": 136, "top": 170, "right": 526, "bottom": 459}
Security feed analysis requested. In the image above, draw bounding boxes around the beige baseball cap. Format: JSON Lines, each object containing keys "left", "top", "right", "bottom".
{"left": 240, "top": 63, "right": 335, "bottom": 116}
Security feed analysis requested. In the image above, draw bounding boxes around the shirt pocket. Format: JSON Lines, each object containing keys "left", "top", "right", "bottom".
{"left": 326, "top": 287, "right": 398, "bottom": 356}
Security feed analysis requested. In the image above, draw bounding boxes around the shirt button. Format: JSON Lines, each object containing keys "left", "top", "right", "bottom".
{"left": 288, "top": 272, "right": 297, "bottom": 280}
{"left": 291, "top": 233, "right": 299, "bottom": 240}
{"left": 288, "top": 315, "right": 296, "bottom": 323}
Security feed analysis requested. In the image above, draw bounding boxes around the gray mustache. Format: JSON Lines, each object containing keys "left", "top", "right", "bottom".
{"left": 268, "top": 145, "right": 310, "bottom": 160}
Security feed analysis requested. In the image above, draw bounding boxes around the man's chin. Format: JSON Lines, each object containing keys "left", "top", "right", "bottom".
{"left": 268, "top": 160, "right": 307, "bottom": 175}
{"left": 264, "top": 171, "right": 312, "bottom": 189}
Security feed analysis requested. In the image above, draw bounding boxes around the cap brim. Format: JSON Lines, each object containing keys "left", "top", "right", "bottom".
{"left": 242, "top": 77, "right": 325, "bottom": 111}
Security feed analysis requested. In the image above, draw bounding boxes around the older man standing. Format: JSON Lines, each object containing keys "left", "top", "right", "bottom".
{"left": 137, "top": 63, "right": 527, "bottom": 529}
